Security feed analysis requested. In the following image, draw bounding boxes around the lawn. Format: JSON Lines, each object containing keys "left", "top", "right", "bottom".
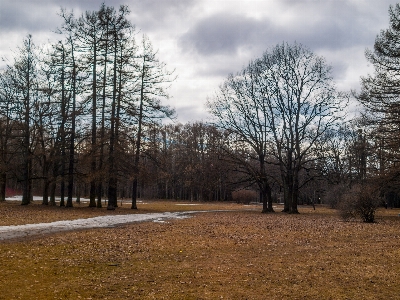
{"left": 0, "top": 200, "right": 399, "bottom": 299}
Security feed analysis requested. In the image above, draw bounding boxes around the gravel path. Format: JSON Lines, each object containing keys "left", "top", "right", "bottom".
{"left": 0, "top": 211, "right": 197, "bottom": 241}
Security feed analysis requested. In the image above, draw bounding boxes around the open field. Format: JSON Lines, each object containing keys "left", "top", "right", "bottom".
{"left": 0, "top": 200, "right": 399, "bottom": 299}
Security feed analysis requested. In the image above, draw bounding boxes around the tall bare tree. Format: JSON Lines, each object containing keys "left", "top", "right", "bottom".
{"left": 7, "top": 35, "right": 40, "bottom": 205}
{"left": 129, "top": 35, "right": 175, "bottom": 209}
{"left": 0, "top": 69, "right": 20, "bottom": 201}
{"left": 208, "top": 43, "right": 347, "bottom": 213}
{"left": 105, "top": 5, "right": 133, "bottom": 210}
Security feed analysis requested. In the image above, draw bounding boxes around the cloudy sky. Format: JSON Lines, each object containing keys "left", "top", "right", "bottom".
{"left": 0, "top": 0, "right": 397, "bottom": 123}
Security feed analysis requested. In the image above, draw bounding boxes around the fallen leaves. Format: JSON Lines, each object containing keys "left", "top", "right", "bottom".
{"left": 0, "top": 202, "right": 400, "bottom": 299}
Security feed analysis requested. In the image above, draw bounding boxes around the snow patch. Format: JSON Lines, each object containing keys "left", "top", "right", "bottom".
{"left": 0, "top": 211, "right": 197, "bottom": 241}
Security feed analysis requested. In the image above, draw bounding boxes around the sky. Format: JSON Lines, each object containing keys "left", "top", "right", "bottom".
{"left": 0, "top": 0, "right": 397, "bottom": 123}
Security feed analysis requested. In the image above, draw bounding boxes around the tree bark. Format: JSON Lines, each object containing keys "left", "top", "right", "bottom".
{"left": 0, "top": 173, "right": 6, "bottom": 202}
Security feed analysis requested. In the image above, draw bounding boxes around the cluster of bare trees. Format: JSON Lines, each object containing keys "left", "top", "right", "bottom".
{"left": 206, "top": 4, "right": 400, "bottom": 213}
{"left": 0, "top": 4, "right": 174, "bottom": 209}
{"left": 208, "top": 43, "right": 348, "bottom": 213}
{"left": 2, "top": 3, "right": 400, "bottom": 214}
{"left": 135, "top": 122, "right": 235, "bottom": 201}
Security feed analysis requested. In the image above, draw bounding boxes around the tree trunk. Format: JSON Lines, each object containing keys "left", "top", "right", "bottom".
{"left": 21, "top": 40, "right": 31, "bottom": 206}
{"left": 42, "top": 179, "right": 49, "bottom": 205}
{"left": 76, "top": 184, "right": 81, "bottom": 204}
{"left": 49, "top": 180, "right": 56, "bottom": 206}
{"left": 259, "top": 153, "right": 274, "bottom": 213}
{"left": 290, "top": 167, "right": 300, "bottom": 214}
{"left": 21, "top": 155, "right": 31, "bottom": 205}
{"left": 261, "top": 182, "right": 274, "bottom": 213}
{"left": 59, "top": 179, "right": 65, "bottom": 207}
{"left": 66, "top": 43, "right": 76, "bottom": 208}
{"left": 107, "top": 29, "right": 119, "bottom": 210}
{"left": 59, "top": 44, "right": 66, "bottom": 208}
{"left": 267, "top": 186, "right": 274, "bottom": 212}
{"left": 131, "top": 178, "right": 138, "bottom": 209}
{"left": 0, "top": 173, "right": 6, "bottom": 202}
{"left": 131, "top": 58, "right": 146, "bottom": 210}
{"left": 97, "top": 50, "right": 107, "bottom": 209}
{"left": 89, "top": 39, "right": 98, "bottom": 208}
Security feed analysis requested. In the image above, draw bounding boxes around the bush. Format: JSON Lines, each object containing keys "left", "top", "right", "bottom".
{"left": 232, "top": 190, "right": 257, "bottom": 204}
{"left": 324, "top": 184, "right": 349, "bottom": 208}
{"left": 338, "top": 185, "right": 381, "bottom": 223}
{"left": 337, "top": 191, "right": 357, "bottom": 221}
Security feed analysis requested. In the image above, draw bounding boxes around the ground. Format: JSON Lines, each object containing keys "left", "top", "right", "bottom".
{"left": 0, "top": 200, "right": 399, "bottom": 299}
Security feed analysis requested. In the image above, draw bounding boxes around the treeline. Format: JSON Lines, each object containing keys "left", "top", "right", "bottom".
{"left": 2, "top": 3, "right": 400, "bottom": 212}
{"left": 0, "top": 4, "right": 175, "bottom": 209}
{"left": 208, "top": 4, "right": 400, "bottom": 212}
{"left": 353, "top": 3, "right": 400, "bottom": 209}
{"left": 313, "top": 4, "right": 400, "bottom": 210}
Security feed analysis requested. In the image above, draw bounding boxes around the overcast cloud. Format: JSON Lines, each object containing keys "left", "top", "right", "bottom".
{"left": 0, "top": 0, "right": 397, "bottom": 122}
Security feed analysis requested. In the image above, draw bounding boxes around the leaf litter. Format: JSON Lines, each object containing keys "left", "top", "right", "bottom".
{"left": 0, "top": 201, "right": 399, "bottom": 299}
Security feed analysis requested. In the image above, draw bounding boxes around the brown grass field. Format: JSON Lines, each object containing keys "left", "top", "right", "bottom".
{"left": 0, "top": 200, "right": 399, "bottom": 299}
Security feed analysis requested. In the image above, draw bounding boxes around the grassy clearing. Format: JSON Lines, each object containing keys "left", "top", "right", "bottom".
{"left": 0, "top": 201, "right": 399, "bottom": 299}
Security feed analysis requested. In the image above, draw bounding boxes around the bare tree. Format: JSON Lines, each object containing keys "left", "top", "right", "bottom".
{"left": 129, "top": 35, "right": 175, "bottom": 209}
{"left": 208, "top": 42, "right": 347, "bottom": 213}
{"left": 0, "top": 69, "right": 21, "bottom": 201}
{"left": 6, "top": 36, "right": 40, "bottom": 205}
{"left": 64, "top": 8, "right": 105, "bottom": 207}
{"left": 105, "top": 5, "right": 133, "bottom": 210}
{"left": 207, "top": 60, "right": 276, "bottom": 213}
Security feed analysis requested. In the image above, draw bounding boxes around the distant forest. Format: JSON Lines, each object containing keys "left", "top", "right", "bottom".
{"left": 1, "top": 3, "right": 400, "bottom": 211}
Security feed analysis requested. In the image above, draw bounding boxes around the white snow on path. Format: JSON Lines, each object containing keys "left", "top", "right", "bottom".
{"left": 0, "top": 211, "right": 201, "bottom": 241}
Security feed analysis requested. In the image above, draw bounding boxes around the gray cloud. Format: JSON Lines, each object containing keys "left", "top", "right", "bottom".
{"left": 180, "top": 13, "right": 267, "bottom": 55}
{"left": 289, "top": 2, "right": 380, "bottom": 50}
{"left": 174, "top": 104, "right": 210, "bottom": 124}
{"left": 0, "top": 0, "right": 197, "bottom": 42}
{"left": 128, "top": 0, "right": 198, "bottom": 31}
{"left": 0, "top": 0, "right": 132, "bottom": 33}
{"left": 0, "top": 0, "right": 58, "bottom": 31}
{"left": 130, "top": 0, "right": 196, "bottom": 16}
{"left": 179, "top": 1, "right": 393, "bottom": 60}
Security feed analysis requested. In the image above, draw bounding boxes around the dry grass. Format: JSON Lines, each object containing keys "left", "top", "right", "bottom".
{"left": 0, "top": 200, "right": 400, "bottom": 299}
